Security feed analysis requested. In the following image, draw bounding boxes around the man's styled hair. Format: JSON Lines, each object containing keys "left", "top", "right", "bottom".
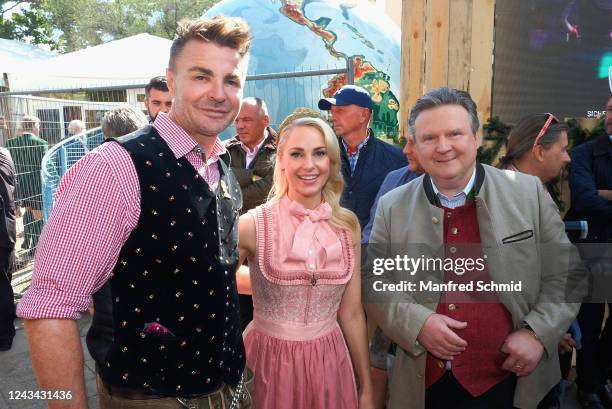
{"left": 243, "top": 97, "right": 269, "bottom": 118}
{"left": 101, "top": 105, "right": 148, "bottom": 139}
{"left": 145, "top": 76, "right": 169, "bottom": 98}
{"left": 20, "top": 115, "right": 40, "bottom": 134}
{"left": 409, "top": 87, "right": 480, "bottom": 141}
{"left": 169, "top": 16, "right": 251, "bottom": 69}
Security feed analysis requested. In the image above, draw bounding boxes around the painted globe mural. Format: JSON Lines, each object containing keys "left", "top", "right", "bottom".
{"left": 205, "top": 0, "right": 402, "bottom": 143}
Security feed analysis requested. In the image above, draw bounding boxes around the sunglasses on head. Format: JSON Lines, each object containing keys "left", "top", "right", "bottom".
{"left": 533, "top": 113, "right": 559, "bottom": 148}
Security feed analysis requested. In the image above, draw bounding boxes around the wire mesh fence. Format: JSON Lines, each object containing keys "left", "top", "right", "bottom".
{"left": 0, "top": 63, "right": 352, "bottom": 298}
{"left": 41, "top": 127, "right": 106, "bottom": 222}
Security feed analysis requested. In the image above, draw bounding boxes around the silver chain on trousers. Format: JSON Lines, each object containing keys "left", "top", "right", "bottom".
{"left": 229, "top": 371, "right": 246, "bottom": 409}
{"left": 175, "top": 371, "right": 246, "bottom": 409}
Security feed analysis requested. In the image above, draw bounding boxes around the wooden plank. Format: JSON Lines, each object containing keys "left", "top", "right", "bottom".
{"left": 399, "top": 0, "right": 426, "bottom": 139}
{"left": 469, "top": 0, "right": 495, "bottom": 127}
{"left": 447, "top": 0, "right": 472, "bottom": 90}
{"left": 425, "top": 0, "right": 450, "bottom": 89}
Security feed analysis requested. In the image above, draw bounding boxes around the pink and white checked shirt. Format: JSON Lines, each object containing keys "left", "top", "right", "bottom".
{"left": 17, "top": 112, "right": 227, "bottom": 319}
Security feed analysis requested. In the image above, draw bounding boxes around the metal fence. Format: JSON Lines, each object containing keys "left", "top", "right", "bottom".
{"left": 41, "top": 128, "right": 106, "bottom": 221}
{"left": 0, "top": 63, "right": 352, "bottom": 298}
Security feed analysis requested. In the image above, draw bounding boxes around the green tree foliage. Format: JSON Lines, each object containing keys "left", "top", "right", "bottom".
{"left": 152, "top": 0, "right": 218, "bottom": 39}
{"left": 476, "top": 116, "right": 512, "bottom": 165}
{"left": 1, "top": 1, "right": 57, "bottom": 49}
{"left": 40, "top": 0, "right": 218, "bottom": 52}
{"left": 1, "top": 0, "right": 218, "bottom": 52}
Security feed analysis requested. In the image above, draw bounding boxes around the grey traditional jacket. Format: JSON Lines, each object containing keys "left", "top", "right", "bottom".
{"left": 364, "top": 163, "right": 586, "bottom": 409}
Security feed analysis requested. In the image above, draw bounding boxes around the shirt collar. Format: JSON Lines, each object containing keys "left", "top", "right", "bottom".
{"left": 431, "top": 166, "right": 477, "bottom": 200}
{"left": 240, "top": 129, "right": 269, "bottom": 154}
{"left": 200, "top": 138, "right": 227, "bottom": 163}
{"left": 342, "top": 133, "right": 370, "bottom": 155}
{"left": 153, "top": 112, "right": 226, "bottom": 160}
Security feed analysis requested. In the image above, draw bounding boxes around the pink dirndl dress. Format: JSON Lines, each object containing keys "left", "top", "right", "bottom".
{"left": 243, "top": 196, "right": 358, "bottom": 409}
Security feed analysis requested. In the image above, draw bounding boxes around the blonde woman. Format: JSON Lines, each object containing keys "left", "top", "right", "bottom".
{"left": 237, "top": 117, "right": 373, "bottom": 409}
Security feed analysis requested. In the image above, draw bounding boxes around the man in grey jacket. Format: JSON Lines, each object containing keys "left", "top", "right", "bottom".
{"left": 364, "top": 87, "right": 585, "bottom": 409}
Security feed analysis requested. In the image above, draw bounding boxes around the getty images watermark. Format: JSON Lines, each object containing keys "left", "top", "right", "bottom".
{"left": 370, "top": 255, "right": 523, "bottom": 293}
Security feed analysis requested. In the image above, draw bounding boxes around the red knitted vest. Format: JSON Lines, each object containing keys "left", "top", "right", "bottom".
{"left": 425, "top": 200, "right": 513, "bottom": 396}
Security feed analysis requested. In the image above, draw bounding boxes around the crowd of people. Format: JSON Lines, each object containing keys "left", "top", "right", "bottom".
{"left": 0, "top": 14, "right": 609, "bottom": 409}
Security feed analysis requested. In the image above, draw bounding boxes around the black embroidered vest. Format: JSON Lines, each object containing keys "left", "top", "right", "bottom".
{"left": 86, "top": 126, "right": 245, "bottom": 396}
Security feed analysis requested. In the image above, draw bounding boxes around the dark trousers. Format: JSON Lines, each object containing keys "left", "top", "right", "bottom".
{"left": 426, "top": 372, "right": 516, "bottom": 409}
{"left": 576, "top": 302, "right": 612, "bottom": 393}
{"left": 239, "top": 294, "right": 253, "bottom": 331}
{"left": 0, "top": 247, "right": 15, "bottom": 342}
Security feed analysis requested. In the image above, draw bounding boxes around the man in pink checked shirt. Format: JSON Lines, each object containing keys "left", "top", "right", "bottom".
{"left": 17, "top": 16, "right": 252, "bottom": 409}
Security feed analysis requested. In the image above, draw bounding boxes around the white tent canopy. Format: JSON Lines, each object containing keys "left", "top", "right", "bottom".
{"left": 5, "top": 33, "right": 172, "bottom": 92}
{"left": 0, "top": 39, "right": 56, "bottom": 87}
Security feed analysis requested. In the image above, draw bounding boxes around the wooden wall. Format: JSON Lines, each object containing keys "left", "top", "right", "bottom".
{"left": 399, "top": 0, "right": 495, "bottom": 137}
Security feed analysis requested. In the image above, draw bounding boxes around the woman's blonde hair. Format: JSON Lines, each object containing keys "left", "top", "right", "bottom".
{"left": 268, "top": 117, "right": 360, "bottom": 240}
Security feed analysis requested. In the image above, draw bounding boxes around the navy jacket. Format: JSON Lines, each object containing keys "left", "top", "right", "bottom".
{"left": 362, "top": 166, "right": 420, "bottom": 243}
{"left": 340, "top": 130, "right": 407, "bottom": 228}
{"left": 568, "top": 133, "right": 612, "bottom": 242}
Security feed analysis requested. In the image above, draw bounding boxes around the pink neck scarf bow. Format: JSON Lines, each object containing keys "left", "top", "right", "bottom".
{"left": 285, "top": 198, "right": 343, "bottom": 266}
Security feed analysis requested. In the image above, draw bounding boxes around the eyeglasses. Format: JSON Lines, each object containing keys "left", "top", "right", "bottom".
{"left": 533, "top": 113, "right": 559, "bottom": 148}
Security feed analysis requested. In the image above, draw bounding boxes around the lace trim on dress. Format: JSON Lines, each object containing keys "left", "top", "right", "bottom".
{"left": 252, "top": 200, "right": 354, "bottom": 286}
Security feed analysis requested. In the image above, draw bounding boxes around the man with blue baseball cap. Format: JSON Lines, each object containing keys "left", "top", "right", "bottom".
{"left": 319, "top": 84, "right": 406, "bottom": 229}
{"left": 318, "top": 84, "right": 374, "bottom": 111}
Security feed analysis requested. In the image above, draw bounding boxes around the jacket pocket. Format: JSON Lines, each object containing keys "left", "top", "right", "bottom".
{"left": 502, "top": 230, "right": 534, "bottom": 244}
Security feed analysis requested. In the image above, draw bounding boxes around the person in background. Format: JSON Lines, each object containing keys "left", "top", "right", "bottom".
{"left": 364, "top": 135, "right": 423, "bottom": 409}
{"left": 498, "top": 113, "right": 571, "bottom": 185}
{"left": 318, "top": 85, "right": 406, "bottom": 229}
{"left": 0, "top": 147, "right": 16, "bottom": 351}
{"left": 498, "top": 112, "right": 574, "bottom": 409}
{"left": 226, "top": 97, "right": 277, "bottom": 213}
{"left": 100, "top": 105, "right": 148, "bottom": 139}
{"left": 362, "top": 136, "right": 423, "bottom": 244}
{"left": 567, "top": 95, "right": 612, "bottom": 409}
{"left": 6, "top": 115, "right": 47, "bottom": 250}
{"left": 226, "top": 97, "right": 277, "bottom": 330}
{"left": 143, "top": 75, "right": 172, "bottom": 122}
{"left": 67, "top": 119, "right": 86, "bottom": 138}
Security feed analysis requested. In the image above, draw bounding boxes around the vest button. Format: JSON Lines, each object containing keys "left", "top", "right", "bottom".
{"left": 451, "top": 227, "right": 459, "bottom": 235}
{"left": 448, "top": 304, "right": 456, "bottom": 311}
{"left": 437, "top": 361, "right": 445, "bottom": 369}
{"left": 432, "top": 217, "right": 439, "bottom": 224}
{"left": 449, "top": 246, "right": 457, "bottom": 254}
